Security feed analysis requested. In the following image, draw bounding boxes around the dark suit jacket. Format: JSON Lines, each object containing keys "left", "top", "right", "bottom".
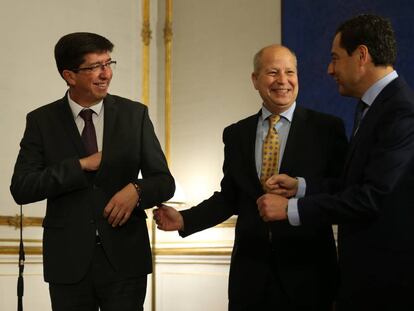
{"left": 299, "top": 77, "right": 414, "bottom": 310}
{"left": 180, "top": 106, "right": 348, "bottom": 308}
{"left": 10, "top": 94, "right": 175, "bottom": 284}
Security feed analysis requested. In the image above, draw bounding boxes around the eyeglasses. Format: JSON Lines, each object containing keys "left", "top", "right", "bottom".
{"left": 72, "top": 60, "right": 117, "bottom": 73}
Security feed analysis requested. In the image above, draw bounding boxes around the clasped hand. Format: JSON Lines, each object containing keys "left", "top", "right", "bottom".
{"left": 256, "top": 174, "right": 298, "bottom": 222}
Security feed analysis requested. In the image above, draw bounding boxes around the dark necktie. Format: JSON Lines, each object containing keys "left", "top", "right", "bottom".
{"left": 352, "top": 100, "right": 367, "bottom": 136}
{"left": 79, "top": 109, "right": 98, "bottom": 155}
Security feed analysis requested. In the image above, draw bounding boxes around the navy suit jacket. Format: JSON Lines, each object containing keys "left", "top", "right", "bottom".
{"left": 299, "top": 77, "right": 414, "bottom": 308}
{"left": 10, "top": 94, "right": 175, "bottom": 284}
{"left": 180, "top": 106, "right": 348, "bottom": 308}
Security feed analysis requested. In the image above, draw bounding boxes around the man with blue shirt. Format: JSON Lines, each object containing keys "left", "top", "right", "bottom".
{"left": 155, "top": 44, "right": 348, "bottom": 310}
{"left": 259, "top": 14, "right": 414, "bottom": 311}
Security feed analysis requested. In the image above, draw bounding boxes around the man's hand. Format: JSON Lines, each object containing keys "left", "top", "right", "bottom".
{"left": 103, "top": 183, "right": 139, "bottom": 227}
{"left": 153, "top": 204, "right": 184, "bottom": 231}
{"left": 79, "top": 151, "right": 102, "bottom": 171}
{"left": 264, "top": 174, "right": 298, "bottom": 197}
{"left": 257, "top": 193, "right": 288, "bottom": 222}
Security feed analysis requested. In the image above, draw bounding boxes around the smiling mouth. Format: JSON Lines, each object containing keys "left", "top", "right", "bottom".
{"left": 271, "top": 88, "right": 290, "bottom": 95}
{"left": 94, "top": 82, "right": 108, "bottom": 89}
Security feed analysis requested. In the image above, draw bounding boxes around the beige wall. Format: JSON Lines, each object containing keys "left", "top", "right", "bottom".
{"left": 0, "top": 0, "right": 143, "bottom": 217}
{"left": 0, "top": 0, "right": 281, "bottom": 310}
{"left": 169, "top": 0, "right": 280, "bottom": 206}
{"left": 0, "top": 1, "right": 144, "bottom": 310}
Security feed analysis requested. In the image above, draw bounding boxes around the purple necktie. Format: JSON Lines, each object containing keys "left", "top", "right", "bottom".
{"left": 79, "top": 109, "right": 98, "bottom": 155}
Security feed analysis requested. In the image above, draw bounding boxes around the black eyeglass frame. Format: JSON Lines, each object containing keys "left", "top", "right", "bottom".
{"left": 71, "top": 60, "right": 117, "bottom": 73}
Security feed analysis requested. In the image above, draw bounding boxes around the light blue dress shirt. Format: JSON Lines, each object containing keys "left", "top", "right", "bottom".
{"left": 255, "top": 103, "right": 295, "bottom": 174}
{"left": 255, "top": 103, "right": 306, "bottom": 223}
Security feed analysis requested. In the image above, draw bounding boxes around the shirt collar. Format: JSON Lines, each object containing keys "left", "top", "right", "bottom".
{"left": 261, "top": 102, "right": 296, "bottom": 122}
{"left": 67, "top": 92, "right": 103, "bottom": 118}
{"left": 361, "top": 70, "right": 398, "bottom": 107}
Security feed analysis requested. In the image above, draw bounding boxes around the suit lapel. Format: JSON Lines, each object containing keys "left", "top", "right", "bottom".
{"left": 101, "top": 95, "right": 118, "bottom": 153}
{"left": 240, "top": 111, "right": 263, "bottom": 195}
{"left": 55, "top": 96, "right": 85, "bottom": 156}
{"left": 279, "top": 106, "right": 307, "bottom": 174}
{"left": 343, "top": 77, "right": 403, "bottom": 174}
{"left": 94, "top": 95, "right": 118, "bottom": 180}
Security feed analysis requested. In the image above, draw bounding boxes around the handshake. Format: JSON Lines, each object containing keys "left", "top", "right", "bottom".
{"left": 153, "top": 174, "right": 299, "bottom": 231}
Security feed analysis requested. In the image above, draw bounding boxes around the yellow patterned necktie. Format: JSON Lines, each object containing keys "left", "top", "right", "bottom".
{"left": 260, "top": 114, "right": 280, "bottom": 187}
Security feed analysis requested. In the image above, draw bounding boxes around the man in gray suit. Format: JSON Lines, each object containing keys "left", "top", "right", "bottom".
{"left": 10, "top": 32, "right": 175, "bottom": 311}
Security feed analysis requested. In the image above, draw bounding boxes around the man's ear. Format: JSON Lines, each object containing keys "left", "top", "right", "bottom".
{"left": 251, "top": 72, "right": 259, "bottom": 90}
{"left": 357, "top": 45, "right": 370, "bottom": 65}
{"left": 62, "top": 70, "right": 76, "bottom": 86}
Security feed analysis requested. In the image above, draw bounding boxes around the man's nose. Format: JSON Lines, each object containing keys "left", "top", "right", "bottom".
{"left": 327, "top": 62, "right": 334, "bottom": 75}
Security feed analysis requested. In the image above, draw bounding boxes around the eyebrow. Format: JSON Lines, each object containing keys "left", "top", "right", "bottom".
{"left": 85, "top": 58, "right": 112, "bottom": 66}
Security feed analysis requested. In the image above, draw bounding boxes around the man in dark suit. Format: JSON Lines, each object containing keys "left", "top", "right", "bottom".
{"left": 154, "top": 44, "right": 348, "bottom": 310}
{"left": 10, "top": 32, "right": 175, "bottom": 311}
{"left": 259, "top": 14, "right": 414, "bottom": 311}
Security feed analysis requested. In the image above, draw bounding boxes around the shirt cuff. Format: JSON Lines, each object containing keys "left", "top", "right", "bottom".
{"left": 287, "top": 198, "right": 301, "bottom": 226}
{"left": 295, "top": 177, "right": 306, "bottom": 198}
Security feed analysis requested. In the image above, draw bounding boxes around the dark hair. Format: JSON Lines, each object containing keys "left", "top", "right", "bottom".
{"left": 54, "top": 32, "right": 114, "bottom": 77}
{"left": 336, "top": 14, "right": 396, "bottom": 66}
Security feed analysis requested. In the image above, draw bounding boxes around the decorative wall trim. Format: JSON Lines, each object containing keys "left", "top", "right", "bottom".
{"left": 154, "top": 247, "right": 231, "bottom": 256}
{"left": 215, "top": 217, "right": 236, "bottom": 228}
{"left": 0, "top": 239, "right": 41, "bottom": 243}
{"left": 164, "top": 0, "right": 173, "bottom": 163}
{"left": 0, "top": 215, "right": 42, "bottom": 228}
{"left": 0, "top": 246, "right": 42, "bottom": 255}
{"left": 141, "top": 0, "right": 151, "bottom": 105}
{"left": 0, "top": 214, "right": 236, "bottom": 229}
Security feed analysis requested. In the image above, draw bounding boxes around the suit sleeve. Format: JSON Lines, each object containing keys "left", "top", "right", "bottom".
{"left": 135, "top": 106, "right": 175, "bottom": 209}
{"left": 179, "top": 126, "right": 238, "bottom": 237}
{"left": 10, "top": 112, "right": 89, "bottom": 205}
{"left": 299, "top": 104, "right": 414, "bottom": 225}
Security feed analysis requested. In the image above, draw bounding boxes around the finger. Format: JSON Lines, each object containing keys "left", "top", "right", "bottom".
{"left": 273, "top": 189, "right": 287, "bottom": 196}
{"left": 265, "top": 184, "right": 277, "bottom": 191}
{"left": 107, "top": 206, "right": 120, "bottom": 225}
{"left": 118, "top": 212, "right": 130, "bottom": 226}
{"left": 111, "top": 211, "right": 124, "bottom": 227}
{"left": 103, "top": 202, "right": 115, "bottom": 218}
{"left": 112, "top": 207, "right": 129, "bottom": 227}
{"left": 267, "top": 174, "right": 283, "bottom": 184}
{"left": 256, "top": 196, "right": 264, "bottom": 206}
